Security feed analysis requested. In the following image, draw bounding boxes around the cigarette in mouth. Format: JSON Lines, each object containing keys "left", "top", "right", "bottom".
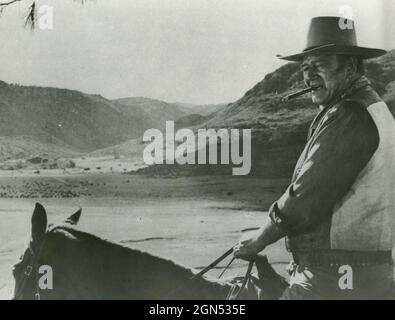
{"left": 281, "top": 86, "right": 316, "bottom": 102}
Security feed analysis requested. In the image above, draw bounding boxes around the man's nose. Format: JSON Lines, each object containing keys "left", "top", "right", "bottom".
{"left": 304, "top": 76, "right": 312, "bottom": 87}
{"left": 304, "top": 70, "right": 318, "bottom": 86}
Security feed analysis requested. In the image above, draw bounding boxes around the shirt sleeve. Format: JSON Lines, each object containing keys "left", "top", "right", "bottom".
{"left": 268, "top": 100, "right": 379, "bottom": 235}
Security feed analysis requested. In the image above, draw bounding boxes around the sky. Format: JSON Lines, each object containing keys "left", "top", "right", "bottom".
{"left": 0, "top": 0, "right": 393, "bottom": 104}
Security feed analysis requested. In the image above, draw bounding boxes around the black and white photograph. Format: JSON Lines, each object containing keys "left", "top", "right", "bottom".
{"left": 0, "top": 0, "right": 394, "bottom": 303}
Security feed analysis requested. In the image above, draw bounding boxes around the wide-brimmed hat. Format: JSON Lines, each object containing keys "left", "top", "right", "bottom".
{"left": 278, "top": 16, "right": 386, "bottom": 61}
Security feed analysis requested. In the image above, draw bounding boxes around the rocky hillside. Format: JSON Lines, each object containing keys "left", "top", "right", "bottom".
{"left": 0, "top": 83, "right": 202, "bottom": 159}
{"left": 0, "top": 83, "right": 146, "bottom": 155}
{"left": 113, "top": 97, "right": 190, "bottom": 131}
{"left": 173, "top": 102, "right": 228, "bottom": 116}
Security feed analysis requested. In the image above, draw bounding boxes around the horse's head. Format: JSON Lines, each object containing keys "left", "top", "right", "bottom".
{"left": 12, "top": 203, "right": 82, "bottom": 300}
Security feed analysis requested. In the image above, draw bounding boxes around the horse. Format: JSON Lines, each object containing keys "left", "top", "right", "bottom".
{"left": 12, "top": 203, "right": 288, "bottom": 300}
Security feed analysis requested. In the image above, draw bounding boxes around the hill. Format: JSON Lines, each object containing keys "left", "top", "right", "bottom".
{"left": 0, "top": 84, "right": 201, "bottom": 159}
{"left": 113, "top": 97, "right": 191, "bottom": 131}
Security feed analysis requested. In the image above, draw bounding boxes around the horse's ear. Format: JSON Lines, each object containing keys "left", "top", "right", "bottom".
{"left": 65, "top": 208, "right": 82, "bottom": 225}
{"left": 31, "top": 203, "right": 47, "bottom": 241}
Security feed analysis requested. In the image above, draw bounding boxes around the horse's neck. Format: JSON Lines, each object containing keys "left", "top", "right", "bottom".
{"left": 41, "top": 229, "right": 232, "bottom": 299}
{"left": 133, "top": 255, "right": 231, "bottom": 299}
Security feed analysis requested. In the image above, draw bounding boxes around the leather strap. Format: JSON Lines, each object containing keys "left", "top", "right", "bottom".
{"left": 233, "top": 261, "right": 254, "bottom": 300}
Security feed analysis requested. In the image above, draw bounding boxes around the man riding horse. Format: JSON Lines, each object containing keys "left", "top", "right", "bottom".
{"left": 233, "top": 16, "right": 395, "bottom": 299}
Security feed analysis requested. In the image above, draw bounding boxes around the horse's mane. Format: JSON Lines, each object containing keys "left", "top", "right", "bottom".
{"left": 49, "top": 224, "right": 197, "bottom": 274}
{"left": 40, "top": 224, "right": 229, "bottom": 299}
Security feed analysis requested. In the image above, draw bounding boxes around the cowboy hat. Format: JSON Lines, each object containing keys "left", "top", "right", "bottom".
{"left": 278, "top": 16, "right": 386, "bottom": 61}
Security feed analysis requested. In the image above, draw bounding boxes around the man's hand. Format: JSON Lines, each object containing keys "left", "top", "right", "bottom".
{"left": 233, "top": 216, "right": 286, "bottom": 260}
{"left": 233, "top": 231, "right": 265, "bottom": 260}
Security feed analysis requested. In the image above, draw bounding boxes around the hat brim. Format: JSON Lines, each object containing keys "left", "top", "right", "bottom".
{"left": 278, "top": 44, "right": 387, "bottom": 61}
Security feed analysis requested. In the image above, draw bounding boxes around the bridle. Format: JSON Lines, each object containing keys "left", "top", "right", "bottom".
{"left": 13, "top": 225, "right": 63, "bottom": 300}
{"left": 13, "top": 241, "right": 43, "bottom": 300}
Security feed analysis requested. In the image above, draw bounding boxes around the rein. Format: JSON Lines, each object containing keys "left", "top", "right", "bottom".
{"left": 164, "top": 247, "right": 254, "bottom": 300}
{"left": 190, "top": 247, "right": 234, "bottom": 280}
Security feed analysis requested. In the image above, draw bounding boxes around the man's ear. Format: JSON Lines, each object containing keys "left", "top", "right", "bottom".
{"left": 31, "top": 203, "right": 47, "bottom": 241}
{"left": 345, "top": 56, "right": 358, "bottom": 77}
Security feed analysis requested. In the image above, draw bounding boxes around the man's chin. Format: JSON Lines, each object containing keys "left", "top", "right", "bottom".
{"left": 311, "top": 96, "right": 322, "bottom": 105}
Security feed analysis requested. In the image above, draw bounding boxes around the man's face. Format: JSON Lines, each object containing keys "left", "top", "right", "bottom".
{"left": 301, "top": 55, "right": 348, "bottom": 106}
